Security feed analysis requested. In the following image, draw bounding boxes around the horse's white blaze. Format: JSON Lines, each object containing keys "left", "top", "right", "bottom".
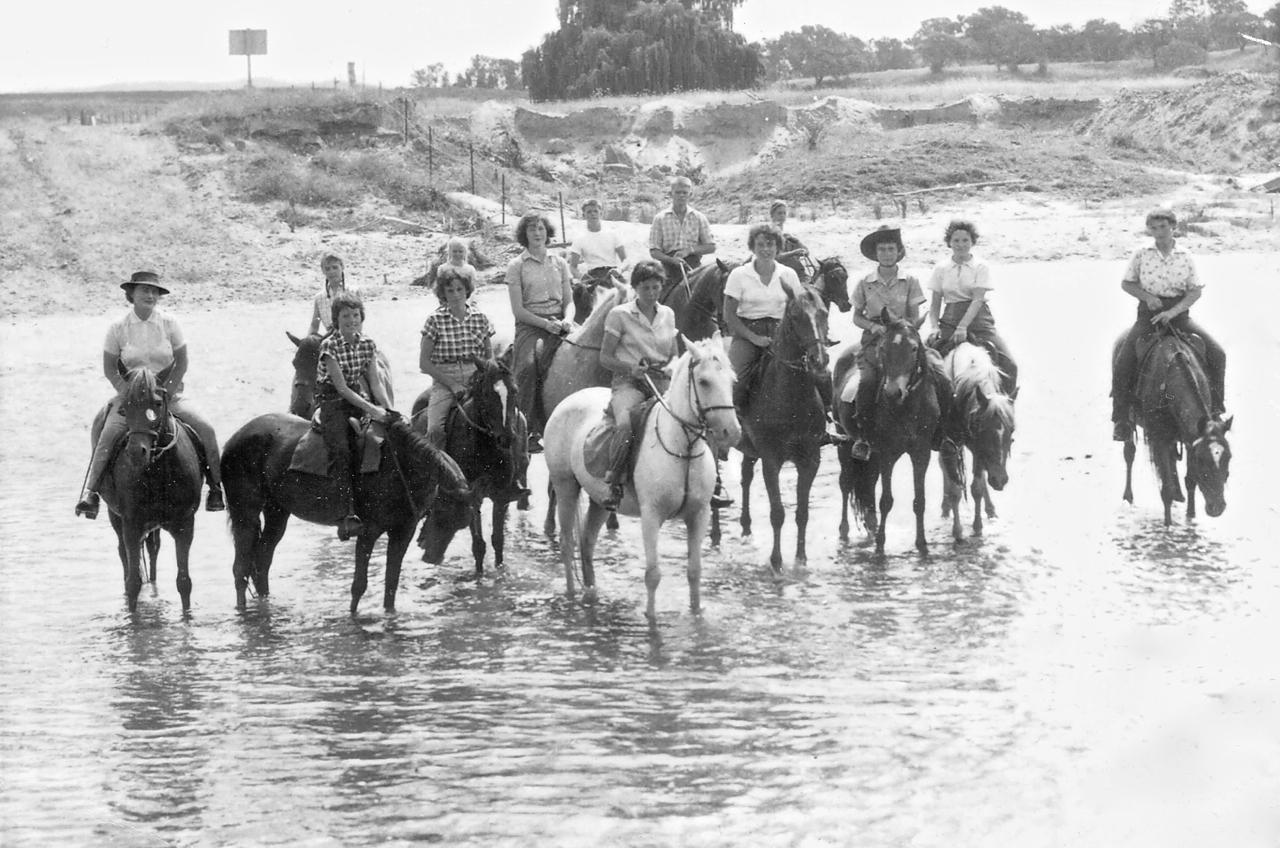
{"left": 1210, "top": 442, "right": 1225, "bottom": 467}
{"left": 494, "top": 381, "right": 510, "bottom": 426}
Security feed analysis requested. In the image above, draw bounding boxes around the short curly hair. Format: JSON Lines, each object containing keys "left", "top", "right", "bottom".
{"left": 747, "top": 223, "right": 784, "bottom": 251}
{"left": 434, "top": 265, "right": 475, "bottom": 301}
{"left": 630, "top": 259, "right": 667, "bottom": 286}
{"left": 330, "top": 291, "right": 365, "bottom": 328}
{"left": 944, "top": 219, "right": 980, "bottom": 245}
{"left": 1145, "top": 207, "right": 1178, "bottom": 228}
{"left": 514, "top": 212, "right": 556, "bottom": 247}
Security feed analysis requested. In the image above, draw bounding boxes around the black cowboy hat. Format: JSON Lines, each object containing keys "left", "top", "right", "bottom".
{"left": 859, "top": 226, "right": 905, "bottom": 262}
{"left": 121, "top": 270, "right": 169, "bottom": 295}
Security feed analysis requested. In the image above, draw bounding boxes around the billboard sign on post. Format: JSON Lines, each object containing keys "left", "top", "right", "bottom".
{"left": 228, "top": 29, "right": 267, "bottom": 87}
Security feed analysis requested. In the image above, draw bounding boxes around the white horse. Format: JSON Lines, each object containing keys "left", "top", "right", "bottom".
{"left": 544, "top": 334, "right": 741, "bottom": 620}
{"left": 941, "top": 342, "right": 1017, "bottom": 541}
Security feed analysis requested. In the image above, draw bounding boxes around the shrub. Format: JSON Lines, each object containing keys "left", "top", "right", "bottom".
{"left": 1155, "top": 41, "right": 1208, "bottom": 72}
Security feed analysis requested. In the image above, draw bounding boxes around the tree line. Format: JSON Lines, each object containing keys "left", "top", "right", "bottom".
{"left": 412, "top": 0, "right": 1280, "bottom": 99}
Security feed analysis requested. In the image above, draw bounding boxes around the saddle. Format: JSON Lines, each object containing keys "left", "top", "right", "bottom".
{"left": 288, "top": 415, "right": 386, "bottom": 477}
{"left": 96, "top": 405, "right": 210, "bottom": 481}
{"left": 1132, "top": 330, "right": 1207, "bottom": 412}
{"left": 583, "top": 399, "right": 656, "bottom": 481}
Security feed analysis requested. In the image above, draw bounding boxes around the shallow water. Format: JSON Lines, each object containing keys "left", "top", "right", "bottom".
{"left": 2, "top": 255, "right": 1279, "bottom": 847}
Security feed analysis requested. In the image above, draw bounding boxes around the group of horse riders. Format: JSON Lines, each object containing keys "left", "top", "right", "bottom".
{"left": 75, "top": 185, "right": 1227, "bottom": 541}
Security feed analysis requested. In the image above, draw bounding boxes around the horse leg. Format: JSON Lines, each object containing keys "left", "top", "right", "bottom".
{"left": 1122, "top": 433, "right": 1136, "bottom": 504}
{"left": 350, "top": 531, "right": 377, "bottom": 616}
{"left": 971, "top": 463, "right": 987, "bottom": 538}
{"left": 491, "top": 500, "right": 510, "bottom": 569}
{"left": 382, "top": 524, "right": 415, "bottom": 612}
{"left": 739, "top": 455, "right": 755, "bottom": 537}
{"left": 109, "top": 510, "right": 129, "bottom": 580}
{"left": 543, "top": 481, "right": 558, "bottom": 539}
{"left": 944, "top": 453, "right": 964, "bottom": 542}
{"left": 229, "top": 510, "right": 259, "bottom": 609}
{"left": 469, "top": 507, "right": 487, "bottom": 580}
{"left": 709, "top": 501, "right": 721, "bottom": 548}
{"left": 911, "top": 449, "right": 931, "bottom": 553}
{"left": 1184, "top": 450, "right": 1198, "bottom": 521}
{"left": 838, "top": 444, "right": 852, "bottom": 540}
{"left": 793, "top": 457, "right": 819, "bottom": 567}
{"left": 761, "top": 457, "right": 786, "bottom": 571}
{"left": 170, "top": 514, "right": 195, "bottom": 613}
{"left": 252, "top": 504, "right": 291, "bottom": 598}
{"left": 144, "top": 529, "right": 161, "bottom": 584}
{"left": 640, "top": 508, "right": 664, "bottom": 621}
{"left": 606, "top": 512, "right": 619, "bottom": 532}
{"left": 580, "top": 500, "right": 609, "bottom": 602}
{"left": 121, "top": 518, "right": 146, "bottom": 612}
{"left": 685, "top": 506, "right": 709, "bottom": 615}
{"left": 555, "top": 484, "right": 581, "bottom": 597}
{"left": 876, "top": 460, "right": 897, "bottom": 555}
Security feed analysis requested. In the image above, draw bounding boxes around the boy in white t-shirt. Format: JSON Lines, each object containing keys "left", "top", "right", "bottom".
{"left": 568, "top": 199, "right": 627, "bottom": 281}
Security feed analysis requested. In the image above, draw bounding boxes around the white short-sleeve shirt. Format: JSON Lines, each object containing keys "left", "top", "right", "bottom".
{"left": 724, "top": 262, "right": 802, "bottom": 320}
{"left": 928, "top": 256, "right": 992, "bottom": 305}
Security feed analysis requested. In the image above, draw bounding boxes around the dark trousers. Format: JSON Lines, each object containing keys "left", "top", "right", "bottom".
{"left": 1112, "top": 301, "right": 1226, "bottom": 421}
{"left": 317, "top": 393, "right": 360, "bottom": 516}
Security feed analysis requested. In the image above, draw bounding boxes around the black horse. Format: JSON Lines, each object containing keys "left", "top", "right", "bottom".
{"left": 1118, "top": 325, "right": 1232, "bottom": 525}
{"left": 94, "top": 365, "right": 204, "bottom": 612}
{"left": 412, "top": 357, "right": 530, "bottom": 577}
{"left": 221, "top": 412, "right": 473, "bottom": 614}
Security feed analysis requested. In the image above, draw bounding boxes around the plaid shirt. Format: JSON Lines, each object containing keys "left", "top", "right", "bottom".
{"left": 649, "top": 206, "right": 713, "bottom": 254}
{"left": 422, "top": 304, "right": 495, "bottom": 362}
{"left": 318, "top": 332, "right": 379, "bottom": 399}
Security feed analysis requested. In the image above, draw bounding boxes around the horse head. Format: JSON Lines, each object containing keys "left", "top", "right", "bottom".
{"left": 971, "top": 385, "right": 1016, "bottom": 491}
{"left": 679, "top": 332, "right": 741, "bottom": 453}
{"left": 876, "top": 307, "right": 924, "bottom": 406}
{"left": 777, "top": 285, "right": 830, "bottom": 377}
{"left": 571, "top": 267, "right": 625, "bottom": 324}
{"left": 1190, "top": 413, "right": 1232, "bottom": 517}
{"left": 287, "top": 330, "right": 326, "bottom": 418}
{"left": 120, "top": 364, "right": 173, "bottom": 465}
{"left": 814, "top": 258, "right": 852, "bottom": 314}
{"left": 466, "top": 355, "right": 518, "bottom": 449}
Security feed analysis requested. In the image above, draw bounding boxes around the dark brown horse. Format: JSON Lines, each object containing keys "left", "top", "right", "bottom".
{"left": 1118, "top": 326, "right": 1231, "bottom": 525}
{"left": 220, "top": 412, "right": 473, "bottom": 614}
{"left": 845, "top": 310, "right": 950, "bottom": 554}
{"left": 808, "top": 256, "right": 852, "bottom": 317}
{"left": 285, "top": 330, "right": 393, "bottom": 419}
{"left": 94, "top": 365, "right": 204, "bottom": 612}
{"left": 571, "top": 266, "right": 625, "bottom": 325}
{"left": 412, "top": 357, "right": 530, "bottom": 576}
{"left": 735, "top": 285, "right": 831, "bottom": 570}
{"left": 661, "top": 260, "right": 736, "bottom": 343}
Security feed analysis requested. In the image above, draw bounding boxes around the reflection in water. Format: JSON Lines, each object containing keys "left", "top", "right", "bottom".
{"left": 4, "top": 274, "right": 1279, "bottom": 847}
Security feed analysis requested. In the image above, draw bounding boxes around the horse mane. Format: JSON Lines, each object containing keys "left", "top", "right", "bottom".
{"left": 386, "top": 417, "right": 469, "bottom": 492}
{"left": 123, "top": 367, "right": 157, "bottom": 404}
{"left": 949, "top": 345, "right": 1014, "bottom": 427}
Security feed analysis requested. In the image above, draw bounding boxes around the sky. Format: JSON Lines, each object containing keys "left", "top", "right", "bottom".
{"left": 2, "top": 0, "right": 1274, "bottom": 92}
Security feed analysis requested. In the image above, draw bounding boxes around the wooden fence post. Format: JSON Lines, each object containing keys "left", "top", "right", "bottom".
{"left": 469, "top": 141, "right": 475, "bottom": 194}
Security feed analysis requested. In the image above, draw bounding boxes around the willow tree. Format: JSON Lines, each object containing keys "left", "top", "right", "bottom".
{"left": 523, "top": 0, "right": 760, "bottom": 100}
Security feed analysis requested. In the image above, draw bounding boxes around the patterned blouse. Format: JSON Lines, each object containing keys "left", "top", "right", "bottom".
{"left": 1122, "top": 245, "right": 1201, "bottom": 297}
{"left": 318, "top": 332, "right": 379, "bottom": 400}
{"left": 422, "top": 304, "right": 495, "bottom": 363}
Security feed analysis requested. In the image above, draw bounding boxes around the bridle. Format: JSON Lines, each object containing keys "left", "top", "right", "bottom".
{"left": 642, "top": 358, "right": 735, "bottom": 459}
{"left": 126, "top": 379, "right": 176, "bottom": 464}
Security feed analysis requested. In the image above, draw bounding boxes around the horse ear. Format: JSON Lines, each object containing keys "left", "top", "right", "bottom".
{"left": 1220, "top": 413, "right": 1233, "bottom": 432}
{"left": 116, "top": 358, "right": 129, "bottom": 379}
{"left": 680, "top": 332, "right": 697, "bottom": 355}
{"left": 717, "top": 258, "right": 729, "bottom": 272}
{"left": 1009, "top": 386, "right": 1020, "bottom": 402}
{"left": 472, "top": 353, "right": 487, "bottom": 371}
{"left": 286, "top": 330, "right": 303, "bottom": 347}
{"left": 879, "top": 306, "right": 892, "bottom": 325}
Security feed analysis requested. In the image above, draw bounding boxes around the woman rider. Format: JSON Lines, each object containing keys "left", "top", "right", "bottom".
{"left": 506, "top": 212, "right": 573, "bottom": 453}
{"left": 76, "top": 271, "right": 225, "bottom": 518}
{"left": 419, "top": 265, "right": 496, "bottom": 449}
{"left": 597, "top": 261, "right": 679, "bottom": 511}
{"left": 769, "top": 199, "right": 811, "bottom": 283}
{"left": 847, "top": 227, "right": 928, "bottom": 461}
{"left": 926, "top": 219, "right": 1017, "bottom": 394}
{"left": 308, "top": 253, "right": 358, "bottom": 336}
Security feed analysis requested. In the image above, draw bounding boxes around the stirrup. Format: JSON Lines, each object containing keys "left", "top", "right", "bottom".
{"left": 601, "top": 484, "right": 624, "bottom": 512}
{"left": 1112, "top": 421, "right": 1132, "bottom": 442}
{"left": 527, "top": 434, "right": 544, "bottom": 454}
{"left": 709, "top": 484, "right": 734, "bottom": 509}
{"left": 851, "top": 439, "right": 872, "bottom": 461}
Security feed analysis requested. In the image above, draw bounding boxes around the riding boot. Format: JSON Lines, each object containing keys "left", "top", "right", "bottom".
{"left": 75, "top": 426, "right": 123, "bottom": 519}
{"left": 75, "top": 489, "right": 100, "bottom": 520}
{"left": 601, "top": 430, "right": 634, "bottom": 512}
{"left": 336, "top": 467, "right": 363, "bottom": 541}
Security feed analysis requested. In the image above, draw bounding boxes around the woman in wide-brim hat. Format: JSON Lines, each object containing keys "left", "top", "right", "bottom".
{"left": 846, "top": 226, "right": 928, "bottom": 460}
{"left": 75, "top": 271, "right": 225, "bottom": 519}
